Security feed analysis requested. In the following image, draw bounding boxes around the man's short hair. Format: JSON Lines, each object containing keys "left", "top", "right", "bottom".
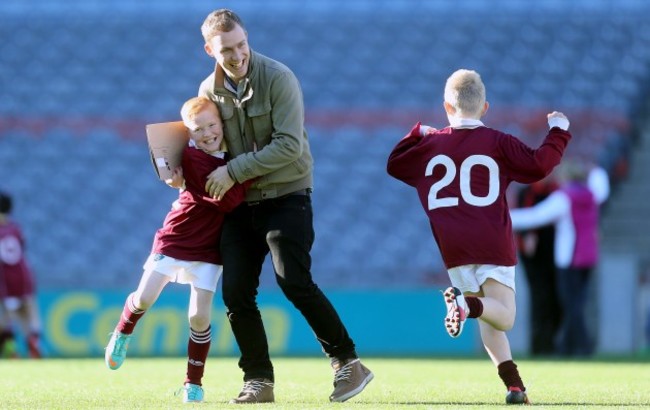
{"left": 201, "top": 9, "right": 246, "bottom": 42}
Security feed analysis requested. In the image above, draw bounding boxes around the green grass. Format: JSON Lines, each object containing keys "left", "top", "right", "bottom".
{"left": 0, "top": 357, "right": 649, "bottom": 409}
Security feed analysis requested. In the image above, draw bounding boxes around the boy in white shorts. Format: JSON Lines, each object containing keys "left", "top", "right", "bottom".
{"left": 105, "top": 96, "right": 251, "bottom": 403}
{"left": 387, "top": 69, "right": 572, "bottom": 405}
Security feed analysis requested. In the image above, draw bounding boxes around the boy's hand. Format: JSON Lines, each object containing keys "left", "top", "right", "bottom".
{"left": 547, "top": 111, "right": 570, "bottom": 131}
{"left": 547, "top": 111, "right": 567, "bottom": 121}
{"left": 165, "top": 167, "right": 185, "bottom": 189}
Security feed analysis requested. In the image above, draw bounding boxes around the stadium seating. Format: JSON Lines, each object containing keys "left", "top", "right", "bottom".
{"left": 1, "top": 2, "right": 649, "bottom": 289}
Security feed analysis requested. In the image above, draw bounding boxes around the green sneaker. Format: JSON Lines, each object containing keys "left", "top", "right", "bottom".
{"left": 104, "top": 330, "right": 132, "bottom": 370}
{"left": 1, "top": 338, "right": 18, "bottom": 358}
{"left": 179, "top": 383, "right": 204, "bottom": 403}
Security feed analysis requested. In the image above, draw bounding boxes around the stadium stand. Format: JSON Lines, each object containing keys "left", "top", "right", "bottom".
{"left": 1, "top": 1, "right": 649, "bottom": 289}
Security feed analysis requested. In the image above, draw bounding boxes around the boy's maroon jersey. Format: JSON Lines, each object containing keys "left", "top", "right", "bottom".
{"left": 387, "top": 122, "right": 571, "bottom": 269}
{"left": 0, "top": 221, "right": 36, "bottom": 298}
{"left": 151, "top": 146, "right": 251, "bottom": 265}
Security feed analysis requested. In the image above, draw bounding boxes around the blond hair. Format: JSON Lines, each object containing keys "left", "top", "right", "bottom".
{"left": 201, "top": 9, "right": 245, "bottom": 42}
{"left": 444, "top": 69, "right": 486, "bottom": 118}
{"left": 180, "top": 96, "right": 217, "bottom": 122}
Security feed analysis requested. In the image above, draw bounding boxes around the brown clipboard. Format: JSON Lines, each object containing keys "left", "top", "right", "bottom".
{"left": 145, "top": 121, "right": 189, "bottom": 181}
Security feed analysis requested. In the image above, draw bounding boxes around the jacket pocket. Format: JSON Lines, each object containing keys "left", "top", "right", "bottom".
{"left": 247, "top": 101, "right": 272, "bottom": 142}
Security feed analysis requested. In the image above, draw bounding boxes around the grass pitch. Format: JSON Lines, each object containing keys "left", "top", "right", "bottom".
{"left": 1, "top": 357, "right": 648, "bottom": 409}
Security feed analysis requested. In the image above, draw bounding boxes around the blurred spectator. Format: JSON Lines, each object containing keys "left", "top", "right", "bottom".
{"left": 511, "top": 159, "right": 609, "bottom": 356}
{"left": 513, "top": 175, "right": 562, "bottom": 356}
{"left": 0, "top": 191, "right": 42, "bottom": 358}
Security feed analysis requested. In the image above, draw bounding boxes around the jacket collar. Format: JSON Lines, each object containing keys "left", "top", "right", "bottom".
{"left": 212, "top": 50, "right": 257, "bottom": 104}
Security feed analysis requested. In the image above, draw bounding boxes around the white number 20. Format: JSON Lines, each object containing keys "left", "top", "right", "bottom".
{"left": 425, "top": 154, "right": 499, "bottom": 210}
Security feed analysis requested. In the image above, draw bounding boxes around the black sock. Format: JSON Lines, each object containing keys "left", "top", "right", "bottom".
{"left": 497, "top": 360, "right": 525, "bottom": 390}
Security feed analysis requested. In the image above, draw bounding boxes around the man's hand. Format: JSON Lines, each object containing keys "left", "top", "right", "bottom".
{"left": 205, "top": 165, "right": 235, "bottom": 200}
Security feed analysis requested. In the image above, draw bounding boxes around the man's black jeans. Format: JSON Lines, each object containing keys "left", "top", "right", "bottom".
{"left": 220, "top": 193, "right": 357, "bottom": 381}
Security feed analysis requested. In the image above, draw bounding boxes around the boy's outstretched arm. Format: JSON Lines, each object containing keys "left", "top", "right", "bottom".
{"left": 387, "top": 122, "right": 430, "bottom": 186}
{"left": 503, "top": 112, "right": 572, "bottom": 184}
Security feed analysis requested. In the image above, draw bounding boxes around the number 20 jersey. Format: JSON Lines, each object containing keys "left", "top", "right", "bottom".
{"left": 387, "top": 122, "right": 571, "bottom": 269}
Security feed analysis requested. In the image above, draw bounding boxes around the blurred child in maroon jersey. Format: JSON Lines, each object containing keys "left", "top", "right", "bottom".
{"left": 0, "top": 191, "right": 42, "bottom": 359}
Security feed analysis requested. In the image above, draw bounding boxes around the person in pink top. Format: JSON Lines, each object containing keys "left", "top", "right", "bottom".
{"left": 104, "top": 96, "right": 251, "bottom": 403}
{"left": 387, "top": 69, "right": 572, "bottom": 405}
{"left": 0, "top": 191, "right": 42, "bottom": 359}
{"left": 511, "top": 159, "right": 609, "bottom": 357}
